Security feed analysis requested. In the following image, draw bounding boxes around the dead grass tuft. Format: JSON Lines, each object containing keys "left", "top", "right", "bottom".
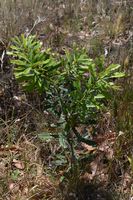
{"left": 0, "top": 134, "right": 62, "bottom": 200}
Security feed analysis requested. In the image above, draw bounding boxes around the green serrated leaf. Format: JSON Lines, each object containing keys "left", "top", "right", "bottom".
{"left": 110, "top": 72, "right": 125, "bottom": 78}
{"left": 94, "top": 94, "right": 105, "bottom": 99}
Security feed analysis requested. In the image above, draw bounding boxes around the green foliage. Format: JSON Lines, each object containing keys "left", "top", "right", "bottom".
{"left": 11, "top": 169, "right": 20, "bottom": 181}
{"left": 128, "top": 156, "right": 133, "bottom": 172}
{"left": 8, "top": 34, "right": 60, "bottom": 92}
{"left": 53, "top": 48, "right": 124, "bottom": 150}
{"left": 52, "top": 48, "right": 124, "bottom": 122}
{"left": 8, "top": 35, "right": 125, "bottom": 166}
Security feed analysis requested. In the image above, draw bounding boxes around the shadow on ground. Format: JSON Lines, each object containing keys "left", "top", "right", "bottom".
{"left": 65, "top": 182, "right": 114, "bottom": 200}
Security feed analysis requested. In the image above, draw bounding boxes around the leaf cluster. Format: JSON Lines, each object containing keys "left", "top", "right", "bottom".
{"left": 8, "top": 34, "right": 60, "bottom": 93}
{"left": 8, "top": 35, "right": 125, "bottom": 151}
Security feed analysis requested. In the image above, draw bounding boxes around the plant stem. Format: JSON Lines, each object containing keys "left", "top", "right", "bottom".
{"left": 72, "top": 127, "right": 96, "bottom": 146}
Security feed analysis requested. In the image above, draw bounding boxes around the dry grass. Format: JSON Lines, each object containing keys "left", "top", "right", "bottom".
{"left": 0, "top": 0, "right": 133, "bottom": 199}
{"left": 0, "top": 133, "right": 62, "bottom": 200}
